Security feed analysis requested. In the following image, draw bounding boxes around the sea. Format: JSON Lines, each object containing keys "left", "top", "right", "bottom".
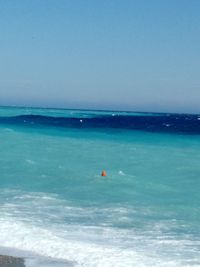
{"left": 0, "top": 106, "right": 199, "bottom": 267}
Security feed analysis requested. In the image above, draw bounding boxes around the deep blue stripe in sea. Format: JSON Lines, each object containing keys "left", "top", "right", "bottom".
{"left": 0, "top": 106, "right": 200, "bottom": 267}
{"left": 1, "top": 110, "right": 200, "bottom": 134}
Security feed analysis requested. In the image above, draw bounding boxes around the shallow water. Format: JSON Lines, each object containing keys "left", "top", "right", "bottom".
{"left": 0, "top": 106, "right": 199, "bottom": 266}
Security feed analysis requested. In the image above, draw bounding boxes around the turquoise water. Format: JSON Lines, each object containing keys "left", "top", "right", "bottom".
{"left": 0, "top": 106, "right": 199, "bottom": 266}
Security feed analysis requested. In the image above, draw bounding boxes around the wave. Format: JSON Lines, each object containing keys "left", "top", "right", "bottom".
{"left": 0, "top": 113, "right": 200, "bottom": 134}
{"left": 0, "top": 190, "right": 200, "bottom": 267}
{"left": 1, "top": 210, "right": 199, "bottom": 267}
{"left": 1, "top": 206, "right": 199, "bottom": 267}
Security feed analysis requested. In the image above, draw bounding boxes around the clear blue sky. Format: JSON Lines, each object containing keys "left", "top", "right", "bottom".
{"left": 0, "top": 0, "right": 200, "bottom": 113}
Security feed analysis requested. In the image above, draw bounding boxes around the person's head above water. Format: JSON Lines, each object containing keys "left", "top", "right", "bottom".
{"left": 101, "top": 170, "right": 107, "bottom": 177}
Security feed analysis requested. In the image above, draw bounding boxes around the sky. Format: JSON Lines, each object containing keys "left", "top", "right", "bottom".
{"left": 0, "top": 0, "right": 200, "bottom": 113}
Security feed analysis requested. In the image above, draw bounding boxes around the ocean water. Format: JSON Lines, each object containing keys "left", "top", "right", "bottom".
{"left": 0, "top": 106, "right": 200, "bottom": 267}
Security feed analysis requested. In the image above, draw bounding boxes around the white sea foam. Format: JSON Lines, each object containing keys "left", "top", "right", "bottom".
{"left": 0, "top": 218, "right": 192, "bottom": 267}
{"left": 0, "top": 191, "right": 199, "bottom": 267}
{"left": 163, "top": 123, "right": 171, "bottom": 127}
{"left": 26, "top": 159, "right": 36, "bottom": 165}
{"left": 0, "top": 222, "right": 197, "bottom": 267}
{"left": 118, "top": 170, "right": 125, "bottom": 175}
{"left": 0, "top": 219, "right": 141, "bottom": 267}
{"left": 3, "top": 128, "right": 14, "bottom": 132}
{"left": 25, "top": 258, "right": 74, "bottom": 267}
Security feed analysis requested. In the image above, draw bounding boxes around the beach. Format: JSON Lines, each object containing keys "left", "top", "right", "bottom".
{"left": 0, "top": 253, "right": 74, "bottom": 267}
{"left": 0, "top": 255, "right": 25, "bottom": 267}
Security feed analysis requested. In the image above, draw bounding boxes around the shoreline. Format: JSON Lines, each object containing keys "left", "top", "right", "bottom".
{"left": 0, "top": 254, "right": 74, "bottom": 267}
{"left": 0, "top": 255, "right": 25, "bottom": 267}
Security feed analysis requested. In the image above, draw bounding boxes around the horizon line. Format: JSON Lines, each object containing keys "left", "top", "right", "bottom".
{"left": 0, "top": 104, "right": 199, "bottom": 116}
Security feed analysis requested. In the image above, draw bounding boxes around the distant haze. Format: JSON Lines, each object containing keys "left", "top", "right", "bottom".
{"left": 0, "top": 1, "right": 200, "bottom": 113}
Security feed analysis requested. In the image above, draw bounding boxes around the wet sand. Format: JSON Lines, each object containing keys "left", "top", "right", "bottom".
{"left": 0, "top": 255, "right": 25, "bottom": 267}
{"left": 0, "top": 254, "right": 75, "bottom": 267}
